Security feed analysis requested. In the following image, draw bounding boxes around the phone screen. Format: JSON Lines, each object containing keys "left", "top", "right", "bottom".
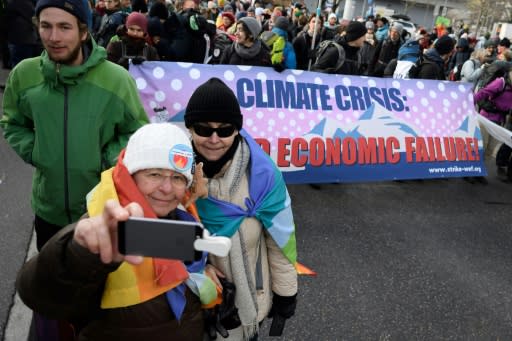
{"left": 118, "top": 217, "right": 202, "bottom": 261}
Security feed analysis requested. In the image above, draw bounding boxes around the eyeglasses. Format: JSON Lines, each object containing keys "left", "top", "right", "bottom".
{"left": 141, "top": 170, "right": 188, "bottom": 188}
{"left": 193, "top": 124, "right": 236, "bottom": 138}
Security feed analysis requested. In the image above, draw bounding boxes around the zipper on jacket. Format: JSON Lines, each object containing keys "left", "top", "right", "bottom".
{"left": 63, "top": 85, "right": 72, "bottom": 224}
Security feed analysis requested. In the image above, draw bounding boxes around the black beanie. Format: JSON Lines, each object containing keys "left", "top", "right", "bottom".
{"left": 434, "top": 35, "right": 455, "bottom": 55}
{"left": 344, "top": 21, "right": 367, "bottom": 42}
{"left": 185, "top": 78, "right": 243, "bottom": 129}
{"left": 149, "top": 2, "right": 169, "bottom": 20}
{"left": 35, "top": 0, "right": 88, "bottom": 25}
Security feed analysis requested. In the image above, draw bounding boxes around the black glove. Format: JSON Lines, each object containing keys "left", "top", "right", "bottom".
{"left": 268, "top": 293, "right": 297, "bottom": 336}
{"left": 203, "top": 309, "right": 229, "bottom": 339}
{"left": 268, "top": 293, "right": 297, "bottom": 319}
{"left": 272, "top": 62, "right": 285, "bottom": 73}
{"left": 131, "top": 57, "right": 145, "bottom": 65}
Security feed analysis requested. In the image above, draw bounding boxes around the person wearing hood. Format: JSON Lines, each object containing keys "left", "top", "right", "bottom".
{"left": 219, "top": 16, "right": 271, "bottom": 66}
{"left": 447, "top": 37, "right": 472, "bottom": 77}
{"left": 107, "top": 12, "right": 160, "bottom": 69}
{"left": 374, "top": 16, "right": 389, "bottom": 42}
{"left": 312, "top": 20, "right": 367, "bottom": 75}
{"left": 413, "top": 34, "right": 455, "bottom": 80}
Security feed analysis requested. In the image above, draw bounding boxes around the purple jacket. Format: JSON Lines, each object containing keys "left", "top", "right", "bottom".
{"left": 474, "top": 77, "right": 512, "bottom": 124}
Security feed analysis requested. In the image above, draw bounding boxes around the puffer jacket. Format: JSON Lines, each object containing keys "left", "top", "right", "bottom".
{"left": 0, "top": 38, "right": 148, "bottom": 227}
{"left": 16, "top": 210, "right": 204, "bottom": 341}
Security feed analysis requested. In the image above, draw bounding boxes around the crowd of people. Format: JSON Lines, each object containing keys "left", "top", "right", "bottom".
{"left": 0, "top": 0, "right": 511, "bottom": 340}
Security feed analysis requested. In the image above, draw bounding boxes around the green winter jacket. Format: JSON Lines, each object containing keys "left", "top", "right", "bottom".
{"left": 1, "top": 39, "right": 149, "bottom": 227}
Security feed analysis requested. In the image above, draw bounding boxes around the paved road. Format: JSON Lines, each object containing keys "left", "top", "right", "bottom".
{"left": 0, "top": 66, "right": 34, "bottom": 341}
{"left": 2, "top": 63, "right": 512, "bottom": 340}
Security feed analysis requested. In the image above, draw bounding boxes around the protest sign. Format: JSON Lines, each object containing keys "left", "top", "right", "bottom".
{"left": 130, "top": 62, "right": 486, "bottom": 183}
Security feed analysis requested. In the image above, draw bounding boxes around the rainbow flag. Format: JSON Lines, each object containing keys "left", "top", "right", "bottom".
{"left": 196, "top": 129, "right": 316, "bottom": 276}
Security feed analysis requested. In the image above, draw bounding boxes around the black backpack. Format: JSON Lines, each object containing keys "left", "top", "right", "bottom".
{"left": 210, "top": 31, "right": 233, "bottom": 64}
{"left": 312, "top": 40, "right": 345, "bottom": 73}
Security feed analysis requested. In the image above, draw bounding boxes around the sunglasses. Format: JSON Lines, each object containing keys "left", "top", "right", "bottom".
{"left": 193, "top": 124, "right": 236, "bottom": 137}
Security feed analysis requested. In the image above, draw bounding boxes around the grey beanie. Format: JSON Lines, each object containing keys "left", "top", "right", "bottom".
{"left": 239, "top": 17, "right": 261, "bottom": 39}
{"left": 391, "top": 22, "right": 403, "bottom": 35}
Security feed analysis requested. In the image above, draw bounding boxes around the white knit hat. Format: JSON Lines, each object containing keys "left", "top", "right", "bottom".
{"left": 123, "top": 123, "right": 194, "bottom": 187}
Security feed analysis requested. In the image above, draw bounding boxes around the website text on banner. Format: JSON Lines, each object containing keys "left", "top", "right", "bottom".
{"left": 130, "top": 62, "right": 486, "bottom": 184}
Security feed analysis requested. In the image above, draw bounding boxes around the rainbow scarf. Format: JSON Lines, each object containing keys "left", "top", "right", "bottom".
{"left": 87, "top": 151, "right": 218, "bottom": 320}
{"left": 195, "top": 130, "right": 314, "bottom": 275}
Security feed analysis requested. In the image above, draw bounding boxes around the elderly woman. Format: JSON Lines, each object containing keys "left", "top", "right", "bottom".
{"left": 16, "top": 123, "right": 217, "bottom": 341}
{"left": 184, "top": 78, "right": 299, "bottom": 340}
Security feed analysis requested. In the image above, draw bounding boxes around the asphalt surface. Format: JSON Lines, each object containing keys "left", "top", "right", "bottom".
{"left": 2, "top": 64, "right": 512, "bottom": 340}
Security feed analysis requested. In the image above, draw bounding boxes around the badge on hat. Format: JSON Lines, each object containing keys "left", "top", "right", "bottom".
{"left": 169, "top": 144, "right": 194, "bottom": 172}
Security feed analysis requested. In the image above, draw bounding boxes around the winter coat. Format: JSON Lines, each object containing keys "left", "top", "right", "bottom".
{"left": 474, "top": 77, "right": 512, "bottom": 124}
{"left": 219, "top": 39, "right": 271, "bottom": 66}
{"left": 4, "top": 0, "right": 38, "bottom": 45}
{"left": 16, "top": 211, "right": 204, "bottom": 341}
{"left": 107, "top": 33, "right": 160, "bottom": 70}
{"left": 370, "top": 36, "right": 403, "bottom": 76}
{"left": 95, "top": 10, "right": 128, "bottom": 47}
{"left": 0, "top": 39, "right": 149, "bottom": 228}
{"left": 292, "top": 30, "right": 323, "bottom": 71}
{"left": 312, "top": 35, "right": 363, "bottom": 75}
{"left": 447, "top": 38, "right": 472, "bottom": 72}
{"left": 375, "top": 23, "right": 389, "bottom": 42}
{"left": 413, "top": 48, "right": 446, "bottom": 80}
{"left": 203, "top": 136, "right": 298, "bottom": 336}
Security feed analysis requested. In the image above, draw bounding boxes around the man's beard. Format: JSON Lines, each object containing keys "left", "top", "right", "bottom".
{"left": 48, "top": 41, "right": 83, "bottom": 65}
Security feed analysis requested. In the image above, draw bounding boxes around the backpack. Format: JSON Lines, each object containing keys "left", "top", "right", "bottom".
{"left": 95, "top": 11, "right": 128, "bottom": 47}
{"left": 312, "top": 40, "right": 345, "bottom": 73}
{"left": 475, "top": 61, "right": 511, "bottom": 92}
{"left": 393, "top": 39, "right": 422, "bottom": 79}
{"left": 260, "top": 31, "right": 278, "bottom": 49}
{"left": 210, "top": 31, "right": 233, "bottom": 64}
{"left": 474, "top": 61, "right": 512, "bottom": 114}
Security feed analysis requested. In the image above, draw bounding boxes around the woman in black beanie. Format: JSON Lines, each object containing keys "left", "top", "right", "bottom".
{"left": 185, "top": 78, "right": 299, "bottom": 340}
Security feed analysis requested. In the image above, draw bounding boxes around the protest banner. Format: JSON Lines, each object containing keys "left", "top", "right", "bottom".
{"left": 130, "top": 62, "right": 486, "bottom": 184}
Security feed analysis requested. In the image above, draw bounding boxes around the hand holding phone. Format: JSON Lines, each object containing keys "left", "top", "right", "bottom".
{"left": 73, "top": 200, "right": 144, "bottom": 265}
{"left": 118, "top": 217, "right": 203, "bottom": 262}
{"left": 118, "top": 217, "right": 232, "bottom": 261}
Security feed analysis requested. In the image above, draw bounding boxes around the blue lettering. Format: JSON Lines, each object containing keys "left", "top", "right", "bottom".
{"left": 237, "top": 78, "right": 253, "bottom": 108}
{"left": 334, "top": 85, "right": 351, "bottom": 110}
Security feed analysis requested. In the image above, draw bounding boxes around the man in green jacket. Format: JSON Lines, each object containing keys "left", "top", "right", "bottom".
{"left": 0, "top": 0, "right": 149, "bottom": 250}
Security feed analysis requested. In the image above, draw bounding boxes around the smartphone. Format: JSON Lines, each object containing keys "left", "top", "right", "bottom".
{"left": 118, "top": 217, "right": 203, "bottom": 262}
